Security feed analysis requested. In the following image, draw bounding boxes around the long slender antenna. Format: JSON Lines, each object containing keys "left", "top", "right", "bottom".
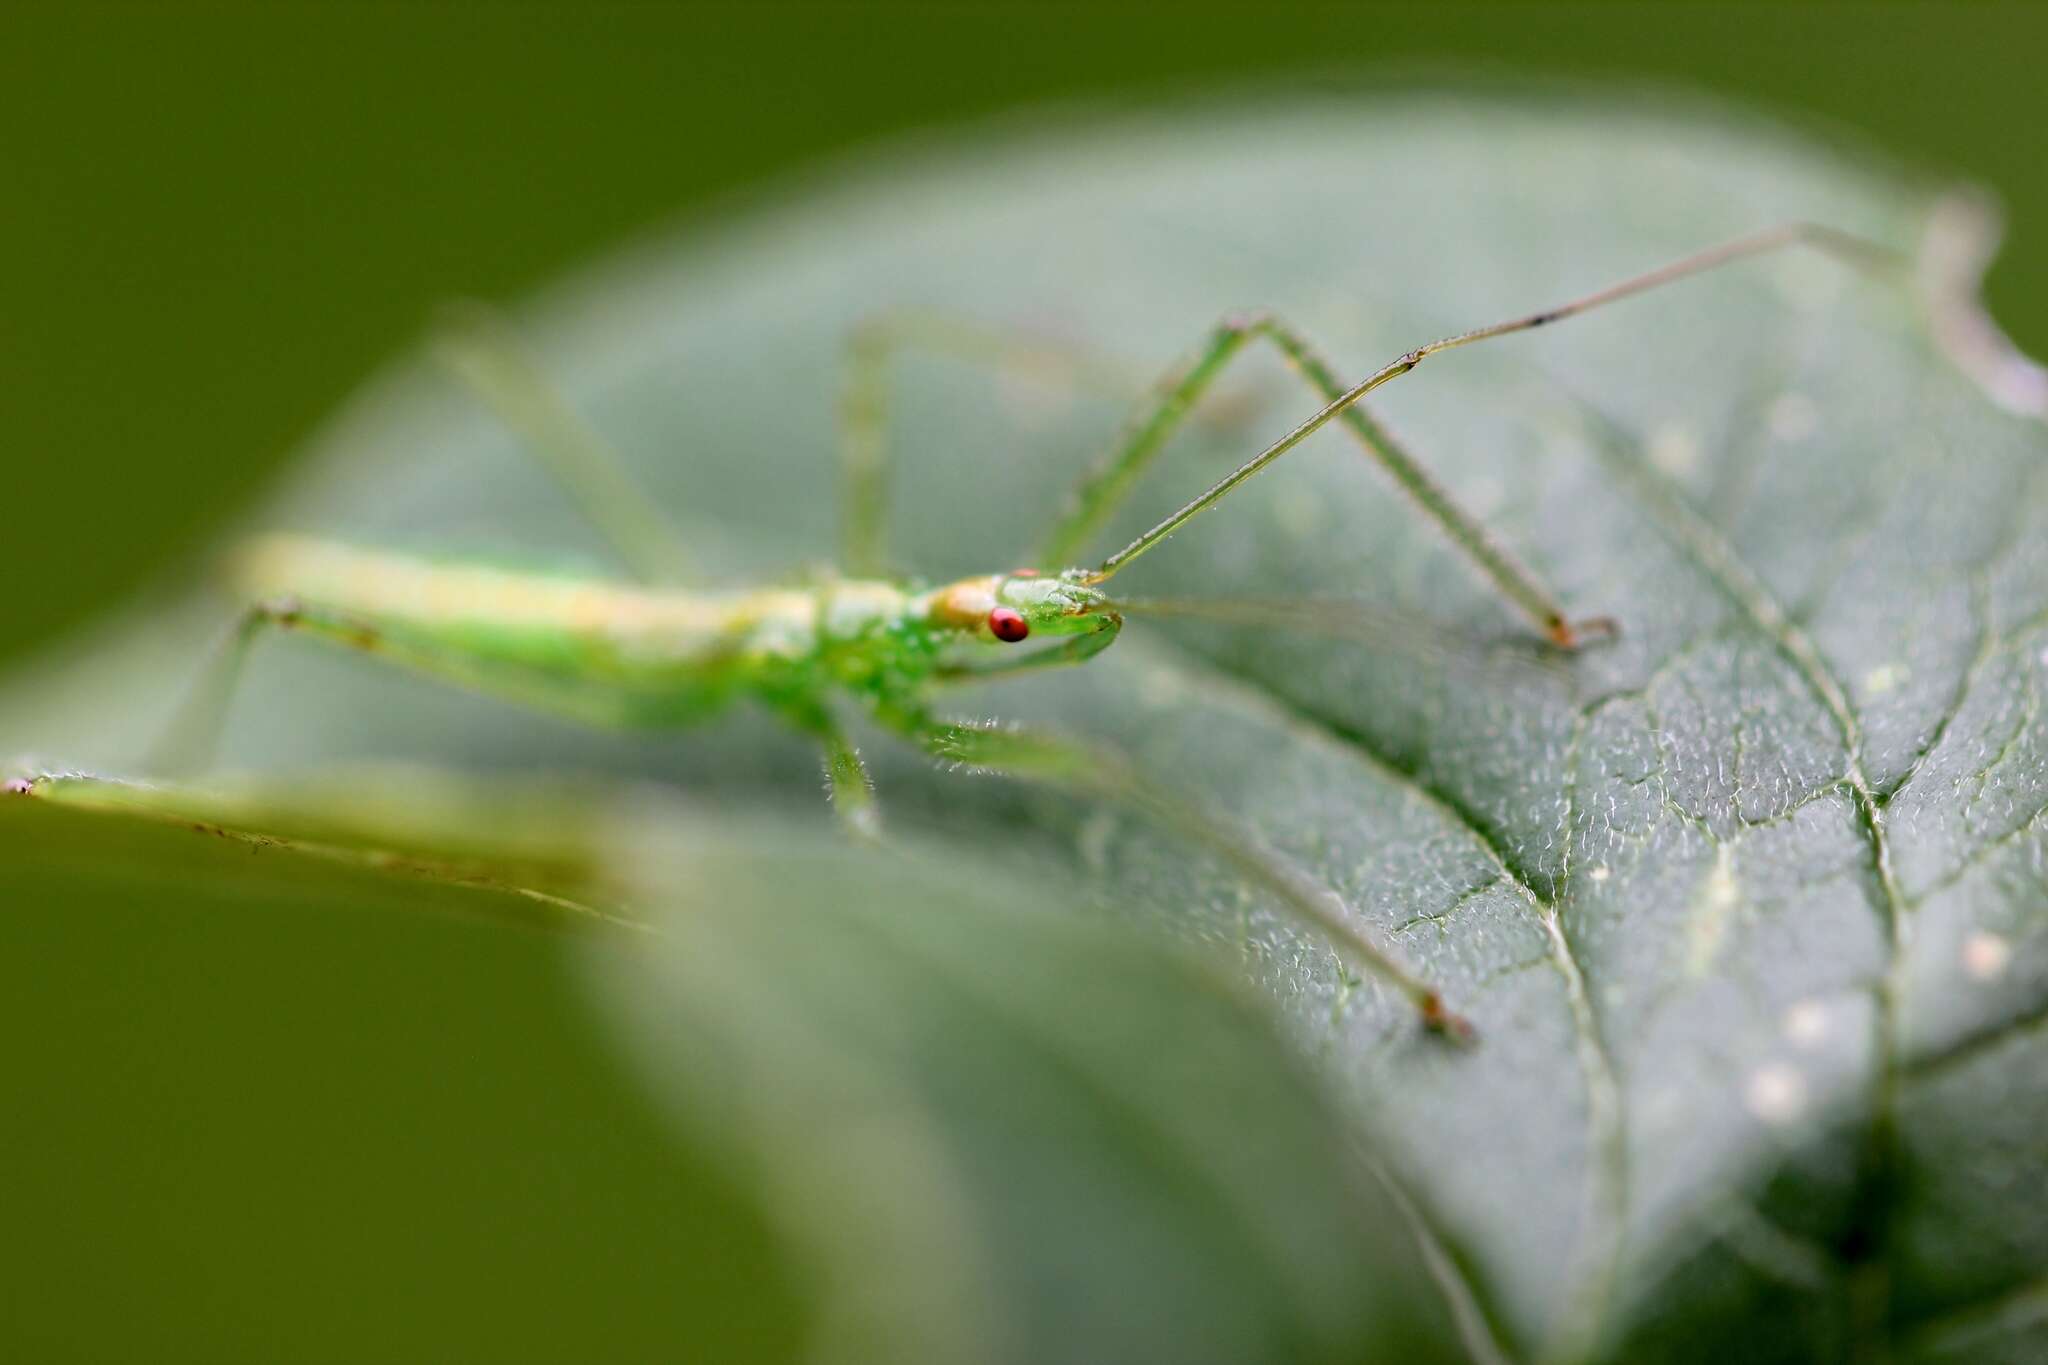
{"left": 1115, "top": 594, "right": 1573, "bottom": 684}
{"left": 1083, "top": 222, "right": 1907, "bottom": 584}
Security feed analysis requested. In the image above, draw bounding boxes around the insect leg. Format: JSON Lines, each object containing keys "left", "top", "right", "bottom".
{"left": 1065, "top": 223, "right": 1908, "bottom": 647}
{"left": 154, "top": 587, "right": 652, "bottom": 774}
{"left": 836, "top": 313, "right": 1257, "bottom": 578}
{"left": 1039, "top": 311, "right": 1618, "bottom": 645}
{"left": 884, "top": 705, "right": 1469, "bottom": 1039}
{"left": 776, "top": 698, "right": 883, "bottom": 837}
{"left": 813, "top": 718, "right": 883, "bottom": 838}
{"left": 821, "top": 731, "right": 881, "bottom": 839}
{"left": 431, "top": 303, "right": 693, "bottom": 583}
{"left": 147, "top": 597, "right": 328, "bottom": 775}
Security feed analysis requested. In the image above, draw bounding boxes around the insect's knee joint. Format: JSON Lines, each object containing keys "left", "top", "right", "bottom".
{"left": 253, "top": 596, "right": 304, "bottom": 628}
{"left": 1416, "top": 990, "right": 1475, "bottom": 1041}
{"left": 1546, "top": 614, "right": 1621, "bottom": 651}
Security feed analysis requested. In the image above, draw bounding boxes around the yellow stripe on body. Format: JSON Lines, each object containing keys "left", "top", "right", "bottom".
{"left": 231, "top": 534, "right": 915, "bottom": 657}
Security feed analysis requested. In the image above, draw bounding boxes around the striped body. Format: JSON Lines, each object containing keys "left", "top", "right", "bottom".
{"left": 234, "top": 535, "right": 972, "bottom": 728}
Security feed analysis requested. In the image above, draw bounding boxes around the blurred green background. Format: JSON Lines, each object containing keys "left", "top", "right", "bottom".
{"left": 6, "top": 4, "right": 2048, "bottom": 1360}
{"left": 5, "top": 1, "right": 2047, "bottom": 670}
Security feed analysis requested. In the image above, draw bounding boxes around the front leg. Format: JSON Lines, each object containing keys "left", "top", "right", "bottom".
{"left": 784, "top": 701, "right": 881, "bottom": 840}
{"left": 819, "top": 728, "right": 881, "bottom": 840}
{"left": 879, "top": 704, "right": 1469, "bottom": 1040}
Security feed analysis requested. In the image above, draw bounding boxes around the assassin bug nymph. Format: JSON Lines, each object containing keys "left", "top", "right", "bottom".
{"left": 158, "top": 217, "right": 1991, "bottom": 1038}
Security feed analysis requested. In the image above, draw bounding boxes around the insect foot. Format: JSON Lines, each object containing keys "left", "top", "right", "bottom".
{"left": 1547, "top": 614, "right": 1621, "bottom": 651}
{"left": 1420, "top": 992, "right": 1477, "bottom": 1046}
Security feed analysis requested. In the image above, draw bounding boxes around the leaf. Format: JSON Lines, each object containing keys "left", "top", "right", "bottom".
{"left": 1, "top": 773, "right": 1459, "bottom": 1363}
{"left": 0, "top": 780, "right": 801, "bottom": 1363}
{"left": 601, "top": 812, "right": 1466, "bottom": 1365}
{"left": 6, "top": 91, "right": 2048, "bottom": 1360}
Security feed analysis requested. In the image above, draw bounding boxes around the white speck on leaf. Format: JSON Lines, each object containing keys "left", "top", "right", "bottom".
{"left": 1746, "top": 1064, "right": 1807, "bottom": 1125}
{"left": 1648, "top": 422, "right": 1701, "bottom": 478}
{"left": 1962, "top": 930, "right": 2012, "bottom": 982}
{"left": 1783, "top": 999, "right": 1830, "bottom": 1048}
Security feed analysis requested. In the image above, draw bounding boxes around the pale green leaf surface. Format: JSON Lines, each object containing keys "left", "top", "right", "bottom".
{"left": 600, "top": 814, "right": 1462, "bottom": 1365}
{"left": 7, "top": 92, "right": 2048, "bottom": 1360}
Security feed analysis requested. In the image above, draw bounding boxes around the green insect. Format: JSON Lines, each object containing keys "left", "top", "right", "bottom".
{"left": 159, "top": 220, "right": 1933, "bottom": 1039}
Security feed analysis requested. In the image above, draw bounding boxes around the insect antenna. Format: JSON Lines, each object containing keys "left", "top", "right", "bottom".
{"left": 1114, "top": 594, "right": 1584, "bottom": 688}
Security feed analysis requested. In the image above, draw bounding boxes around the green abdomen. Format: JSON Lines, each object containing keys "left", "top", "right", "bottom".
{"left": 231, "top": 535, "right": 918, "bottom": 728}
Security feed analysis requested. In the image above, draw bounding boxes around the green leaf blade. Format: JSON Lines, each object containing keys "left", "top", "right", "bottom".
{"left": 7, "top": 90, "right": 2046, "bottom": 1360}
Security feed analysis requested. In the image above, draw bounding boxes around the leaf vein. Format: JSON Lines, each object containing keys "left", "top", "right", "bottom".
{"left": 1134, "top": 638, "right": 1630, "bottom": 1364}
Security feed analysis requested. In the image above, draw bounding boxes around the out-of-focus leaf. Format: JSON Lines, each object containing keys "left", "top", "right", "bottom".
{"left": 598, "top": 815, "right": 1464, "bottom": 1365}
{"left": 1, "top": 777, "right": 1459, "bottom": 1363}
{"left": 0, "top": 785, "right": 798, "bottom": 1364}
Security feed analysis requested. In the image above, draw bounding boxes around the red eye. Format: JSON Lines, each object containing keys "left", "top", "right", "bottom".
{"left": 988, "top": 607, "right": 1030, "bottom": 642}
